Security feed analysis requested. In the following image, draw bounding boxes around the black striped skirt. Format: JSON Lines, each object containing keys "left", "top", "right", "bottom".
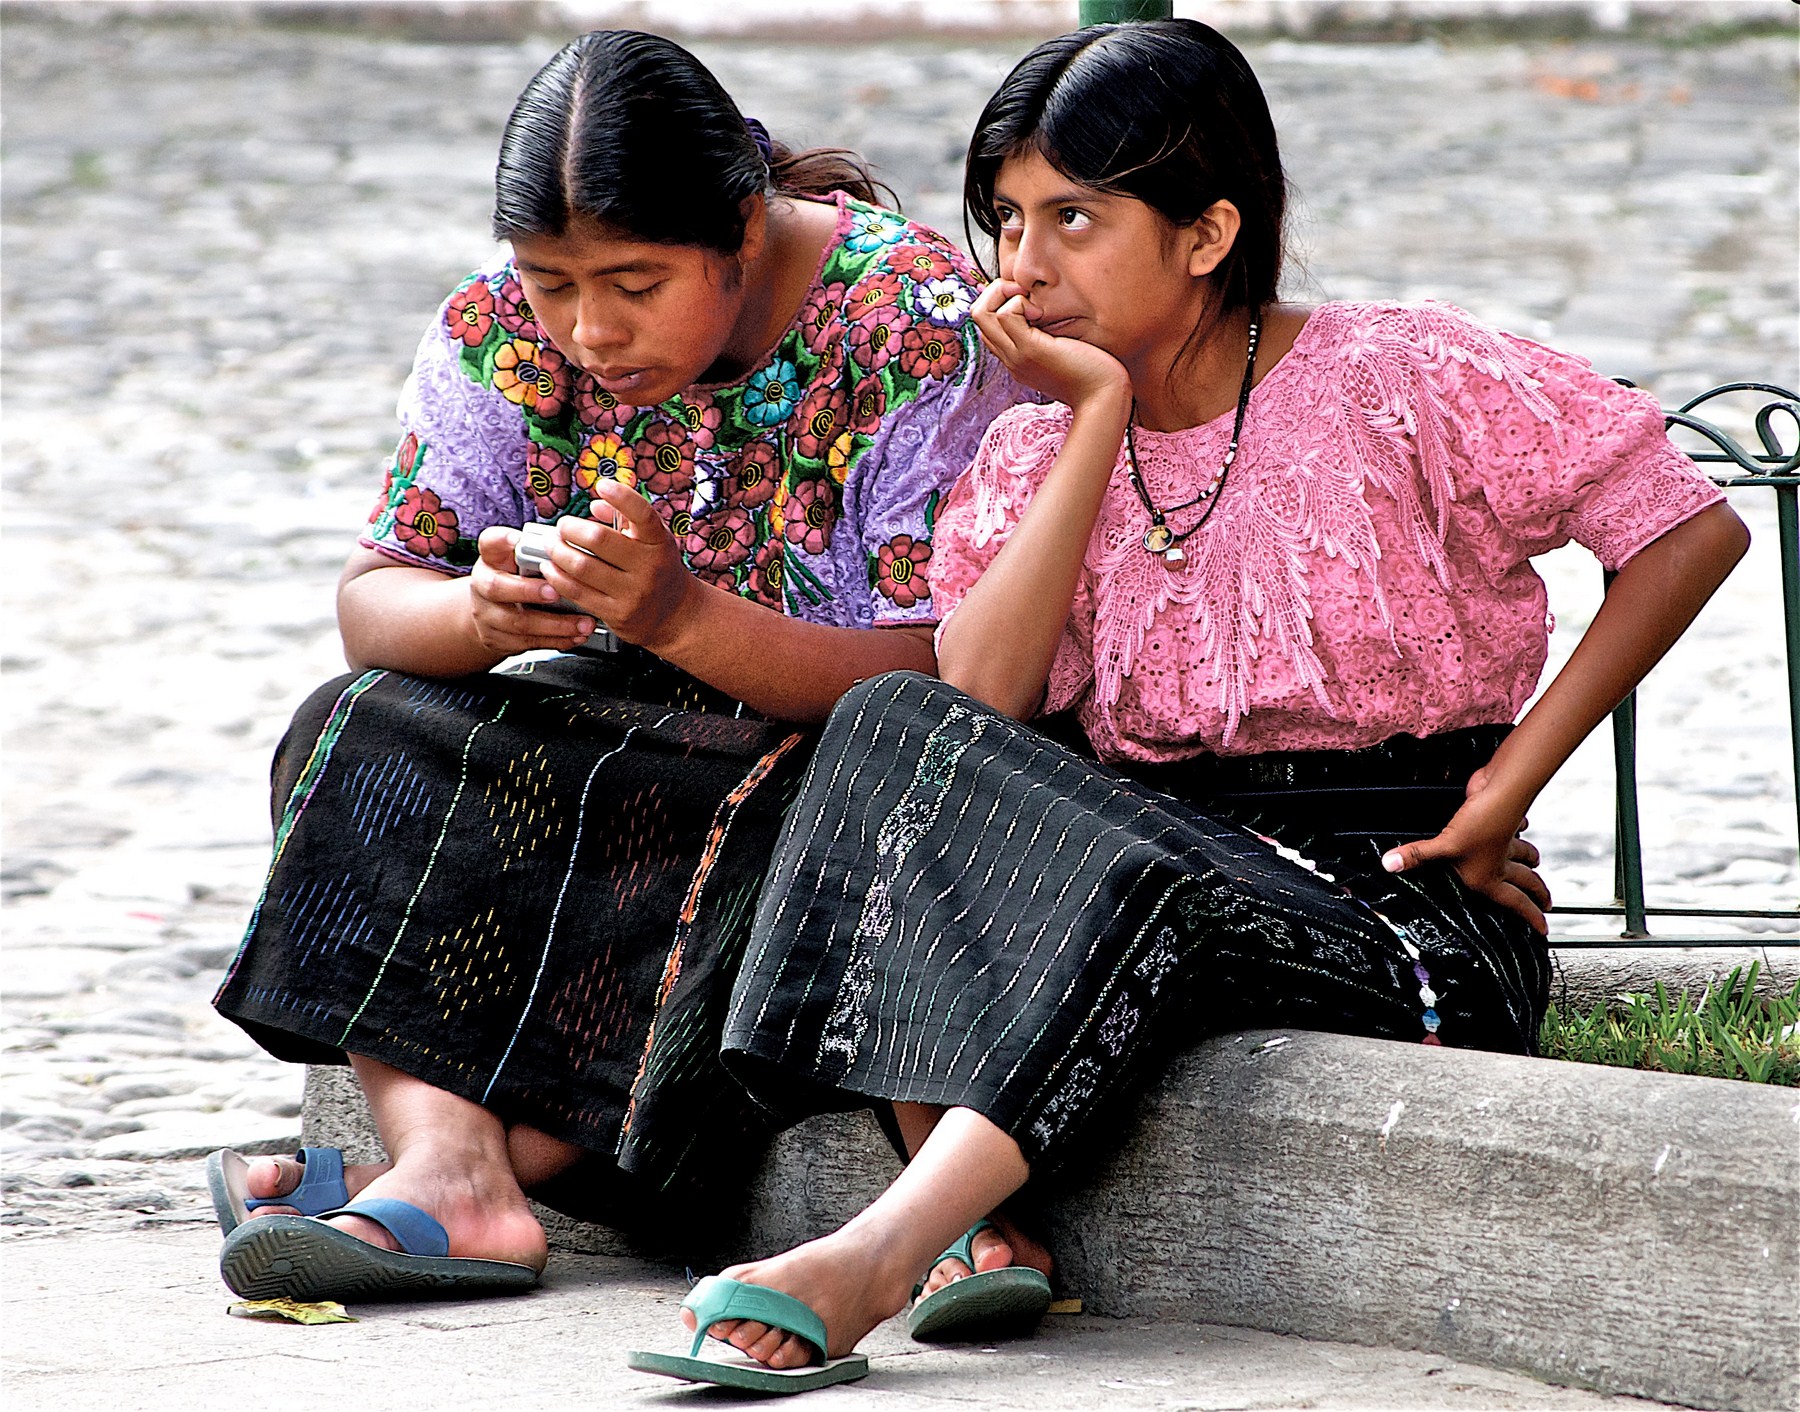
{"left": 213, "top": 649, "right": 813, "bottom": 1204}
{"left": 722, "top": 671, "right": 1549, "bottom": 1172}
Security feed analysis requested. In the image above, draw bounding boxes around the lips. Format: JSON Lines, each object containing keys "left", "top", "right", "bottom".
{"left": 593, "top": 368, "right": 653, "bottom": 395}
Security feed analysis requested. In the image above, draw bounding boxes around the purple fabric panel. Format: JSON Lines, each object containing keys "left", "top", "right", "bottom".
{"left": 836, "top": 350, "right": 1031, "bottom": 627}
{"left": 363, "top": 301, "right": 532, "bottom": 573}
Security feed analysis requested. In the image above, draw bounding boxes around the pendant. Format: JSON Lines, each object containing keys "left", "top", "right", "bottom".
{"left": 1162, "top": 545, "right": 1187, "bottom": 568}
{"left": 1143, "top": 522, "right": 1175, "bottom": 554}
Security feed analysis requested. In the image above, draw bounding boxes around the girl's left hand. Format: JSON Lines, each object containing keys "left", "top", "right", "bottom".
{"left": 1381, "top": 766, "right": 1552, "bottom": 935}
{"left": 531, "top": 479, "right": 701, "bottom": 652}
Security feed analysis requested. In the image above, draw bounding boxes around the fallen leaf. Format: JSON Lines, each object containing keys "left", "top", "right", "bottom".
{"left": 227, "top": 1298, "right": 357, "bottom": 1325}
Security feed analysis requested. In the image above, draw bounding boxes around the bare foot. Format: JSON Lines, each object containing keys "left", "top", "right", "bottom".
{"left": 915, "top": 1208, "right": 1053, "bottom": 1300}
{"left": 241, "top": 1152, "right": 389, "bottom": 1217}
{"left": 252, "top": 1150, "right": 548, "bottom": 1272}
{"left": 679, "top": 1230, "right": 915, "bottom": 1369}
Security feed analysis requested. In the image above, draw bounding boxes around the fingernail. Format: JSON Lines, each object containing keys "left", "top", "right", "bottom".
{"left": 1381, "top": 851, "right": 1403, "bottom": 872}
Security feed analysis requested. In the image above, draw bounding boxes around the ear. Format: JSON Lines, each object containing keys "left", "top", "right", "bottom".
{"left": 736, "top": 193, "right": 769, "bottom": 266}
{"left": 1185, "top": 199, "right": 1241, "bottom": 279}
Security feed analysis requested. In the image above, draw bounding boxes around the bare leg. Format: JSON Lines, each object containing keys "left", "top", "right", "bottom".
{"left": 890, "top": 1100, "right": 1054, "bottom": 1299}
{"left": 682, "top": 1106, "right": 1030, "bottom": 1368}
{"left": 247, "top": 1055, "right": 580, "bottom": 1270}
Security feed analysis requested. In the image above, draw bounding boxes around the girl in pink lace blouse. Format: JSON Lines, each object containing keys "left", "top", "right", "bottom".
{"left": 634, "top": 18, "right": 1749, "bottom": 1388}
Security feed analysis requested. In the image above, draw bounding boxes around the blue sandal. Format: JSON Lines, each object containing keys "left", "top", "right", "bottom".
{"left": 217, "top": 1196, "right": 540, "bottom": 1302}
{"left": 629, "top": 1275, "right": 870, "bottom": 1394}
{"left": 206, "top": 1146, "right": 350, "bottom": 1235}
{"left": 907, "top": 1219, "right": 1053, "bottom": 1342}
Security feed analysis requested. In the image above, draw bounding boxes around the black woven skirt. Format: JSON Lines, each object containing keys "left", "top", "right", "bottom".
{"left": 214, "top": 649, "right": 813, "bottom": 1201}
{"left": 722, "top": 671, "right": 1549, "bottom": 1172}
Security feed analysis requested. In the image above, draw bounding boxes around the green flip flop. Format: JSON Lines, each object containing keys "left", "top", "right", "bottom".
{"left": 907, "top": 1219, "right": 1053, "bottom": 1343}
{"left": 628, "top": 1275, "right": 870, "bottom": 1395}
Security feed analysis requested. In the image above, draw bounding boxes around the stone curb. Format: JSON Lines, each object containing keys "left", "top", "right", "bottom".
{"left": 304, "top": 1031, "right": 1798, "bottom": 1412}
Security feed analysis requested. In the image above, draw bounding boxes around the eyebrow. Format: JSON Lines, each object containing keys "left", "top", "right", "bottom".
{"left": 991, "top": 185, "right": 1106, "bottom": 211}
{"left": 516, "top": 257, "right": 671, "bottom": 278}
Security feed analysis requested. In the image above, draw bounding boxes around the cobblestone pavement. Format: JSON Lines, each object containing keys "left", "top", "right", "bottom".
{"left": 2, "top": 7, "right": 1796, "bottom": 1249}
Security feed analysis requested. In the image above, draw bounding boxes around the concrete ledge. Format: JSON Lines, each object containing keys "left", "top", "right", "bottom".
{"left": 303, "top": 1033, "right": 1798, "bottom": 1412}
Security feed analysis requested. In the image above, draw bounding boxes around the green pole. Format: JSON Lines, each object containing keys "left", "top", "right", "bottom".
{"left": 1077, "top": 0, "right": 1173, "bottom": 24}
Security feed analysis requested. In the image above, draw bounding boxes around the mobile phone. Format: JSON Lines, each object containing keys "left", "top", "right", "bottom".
{"left": 514, "top": 521, "right": 618, "bottom": 653}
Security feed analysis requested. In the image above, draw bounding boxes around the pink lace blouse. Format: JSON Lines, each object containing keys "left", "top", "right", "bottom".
{"left": 931, "top": 301, "right": 1724, "bottom": 762}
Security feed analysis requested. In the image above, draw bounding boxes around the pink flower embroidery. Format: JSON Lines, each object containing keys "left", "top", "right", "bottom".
{"left": 728, "top": 440, "right": 780, "bottom": 509}
{"left": 889, "top": 243, "right": 956, "bottom": 283}
{"left": 494, "top": 273, "right": 543, "bottom": 337}
{"left": 848, "top": 374, "right": 887, "bottom": 435}
{"left": 847, "top": 273, "right": 906, "bottom": 322}
{"left": 791, "top": 382, "right": 850, "bottom": 462}
{"left": 783, "top": 477, "right": 836, "bottom": 555}
{"left": 634, "top": 420, "right": 696, "bottom": 497}
{"left": 685, "top": 505, "right": 755, "bottom": 577}
{"left": 574, "top": 374, "right": 637, "bottom": 432}
{"left": 875, "top": 533, "right": 931, "bottom": 609}
{"left": 798, "top": 280, "right": 848, "bottom": 355}
{"left": 897, "top": 325, "right": 963, "bottom": 381}
{"left": 748, "top": 537, "right": 786, "bottom": 609}
{"left": 656, "top": 489, "right": 694, "bottom": 538}
{"left": 674, "top": 392, "right": 724, "bottom": 450}
{"left": 525, "top": 442, "right": 571, "bottom": 518}
{"left": 395, "top": 486, "right": 459, "bottom": 558}
{"left": 846, "top": 316, "right": 904, "bottom": 373}
{"left": 445, "top": 280, "right": 495, "bottom": 346}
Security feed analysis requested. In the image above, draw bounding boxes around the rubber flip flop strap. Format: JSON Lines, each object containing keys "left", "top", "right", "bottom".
{"left": 939, "top": 1218, "right": 994, "bottom": 1274}
{"left": 244, "top": 1147, "right": 348, "bottom": 1216}
{"left": 913, "top": 1217, "right": 996, "bottom": 1298}
{"left": 313, "top": 1198, "right": 449, "bottom": 1258}
{"left": 682, "top": 1276, "right": 827, "bottom": 1363}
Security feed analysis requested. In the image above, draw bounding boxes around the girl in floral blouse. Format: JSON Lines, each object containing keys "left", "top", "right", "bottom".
{"left": 638, "top": 17, "right": 1749, "bottom": 1391}
{"left": 211, "top": 30, "right": 1014, "bottom": 1304}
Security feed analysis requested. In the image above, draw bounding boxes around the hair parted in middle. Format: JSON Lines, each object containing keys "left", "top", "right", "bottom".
{"left": 493, "top": 29, "right": 892, "bottom": 252}
{"left": 963, "top": 18, "right": 1287, "bottom": 323}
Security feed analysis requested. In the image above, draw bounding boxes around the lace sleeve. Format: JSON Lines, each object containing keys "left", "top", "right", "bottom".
{"left": 1422, "top": 309, "right": 1723, "bottom": 571}
{"left": 928, "top": 403, "right": 1095, "bottom": 712}
{"left": 361, "top": 292, "right": 532, "bottom": 575}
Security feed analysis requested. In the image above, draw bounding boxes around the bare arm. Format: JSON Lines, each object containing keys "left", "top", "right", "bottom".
{"left": 935, "top": 281, "right": 1133, "bottom": 718}
{"left": 340, "top": 483, "right": 935, "bottom": 723}
{"left": 1385, "top": 500, "right": 1751, "bottom": 931}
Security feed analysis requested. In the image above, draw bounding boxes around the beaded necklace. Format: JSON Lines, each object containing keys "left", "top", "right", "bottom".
{"left": 1123, "top": 316, "right": 1261, "bottom": 568}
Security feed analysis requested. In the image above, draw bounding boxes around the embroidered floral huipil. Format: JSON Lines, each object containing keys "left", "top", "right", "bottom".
{"left": 931, "top": 301, "right": 1725, "bottom": 760}
{"left": 364, "top": 195, "right": 1008, "bottom": 628}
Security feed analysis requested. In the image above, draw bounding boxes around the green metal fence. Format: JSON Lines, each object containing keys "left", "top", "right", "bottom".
{"left": 1551, "top": 383, "right": 1800, "bottom": 948}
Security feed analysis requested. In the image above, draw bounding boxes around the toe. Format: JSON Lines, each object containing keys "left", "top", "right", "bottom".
{"left": 744, "top": 1324, "right": 788, "bottom": 1365}
{"left": 921, "top": 1256, "right": 973, "bottom": 1297}
{"left": 970, "top": 1227, "right": 1015, "bottom": 1274}
{"left": 243, "top": 1155, "right": 301, "bottom": 1202}
{"left": 770, "top": 1333, "right": 811, "bottom": 1370}
{"left": 725, "top": 1319, "right": 768, "bottom": 1353}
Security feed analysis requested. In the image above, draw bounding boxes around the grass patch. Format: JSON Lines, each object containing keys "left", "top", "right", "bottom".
{"left": 1540, "top": 963, "right": 1800, "bottom": 1085}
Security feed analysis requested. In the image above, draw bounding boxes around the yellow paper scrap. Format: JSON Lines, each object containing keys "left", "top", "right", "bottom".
{"left": 1047, "top": 1298, "right": 1083, "bottom": 1316}
{"left": 227, "top": 1297, "right": 357, "bottom": 1325}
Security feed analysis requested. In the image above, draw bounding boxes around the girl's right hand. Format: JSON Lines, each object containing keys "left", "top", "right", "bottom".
{"left": 972, "top": 280, "right": 1131, "bottom": 415}
{"left": 467, "top": 526, "right": 603, "bottom": 656}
